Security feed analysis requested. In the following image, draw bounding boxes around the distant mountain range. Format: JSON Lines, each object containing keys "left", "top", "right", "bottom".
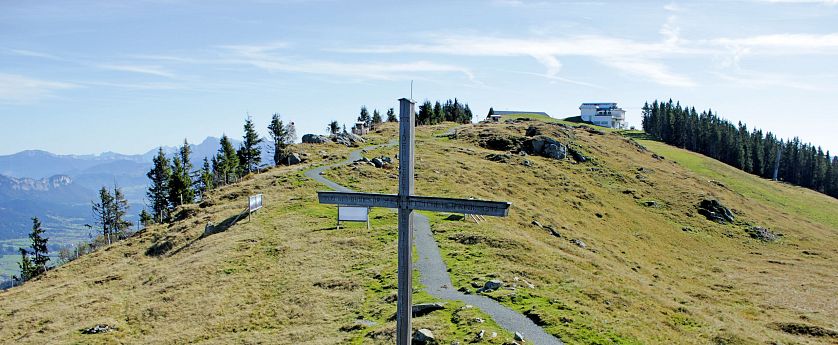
{"left": 0, "top": 136, "right": 259, "bottom": 241}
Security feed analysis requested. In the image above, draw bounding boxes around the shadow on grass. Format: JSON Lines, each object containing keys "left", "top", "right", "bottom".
{"left": 621, "top": 131, "right": 656, "bottom": 140}
{"left": 145, "top": 210, "right": 248, "bottom": 257}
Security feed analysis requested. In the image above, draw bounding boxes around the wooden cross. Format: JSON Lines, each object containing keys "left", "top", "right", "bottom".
{"left": 317, "top": 98, "right": 511, "bottom": 344}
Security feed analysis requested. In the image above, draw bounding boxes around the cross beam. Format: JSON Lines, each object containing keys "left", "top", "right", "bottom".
{"left": 316, "top": 98, "right": 511, "bottom": 345}
{"left": 318, "top": 191, "right": 510, "bottom": 217}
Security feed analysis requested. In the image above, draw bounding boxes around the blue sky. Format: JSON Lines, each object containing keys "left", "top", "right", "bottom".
{"left": 1, "top": 0, "right": 837, "bottom": 156}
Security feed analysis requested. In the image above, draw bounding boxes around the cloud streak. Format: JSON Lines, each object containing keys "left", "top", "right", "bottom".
{"left": 97, "top": 64, "right": 177, "bottom": 78}
{"left": 0, "top": 73, "right": 78, "bottom": 104}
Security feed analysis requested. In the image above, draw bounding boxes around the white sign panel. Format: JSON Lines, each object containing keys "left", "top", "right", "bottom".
{"left": 338, "top": 206, "right": 368, "bottom": 222}
{"left": 249, "top": 194, "right": 263, "bottom": 212}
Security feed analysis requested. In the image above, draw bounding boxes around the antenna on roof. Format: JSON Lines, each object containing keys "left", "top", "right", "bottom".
{"left": 410, "top": 80, "right": 413, "bottom": 101}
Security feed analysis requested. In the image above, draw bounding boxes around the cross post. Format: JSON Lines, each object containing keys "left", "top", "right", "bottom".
{"left": 316, "top": 98, "right": 510, "bottom": 345}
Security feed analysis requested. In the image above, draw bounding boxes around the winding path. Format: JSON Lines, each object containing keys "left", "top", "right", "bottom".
{"left": 304, "top": 140, "right": 563, "bottom": 345}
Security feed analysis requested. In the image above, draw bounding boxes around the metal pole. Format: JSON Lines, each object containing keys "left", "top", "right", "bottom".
{"left": 396, "top": 97, "right": 416, "bottom": 345}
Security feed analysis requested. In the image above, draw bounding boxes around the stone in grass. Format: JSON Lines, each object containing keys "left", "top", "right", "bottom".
{"left": 81, "top": 324, "right": 115, "bottom": 334}
{"left": 412, "top": 328, "right": 436, "bottom": 344}
{"left": 515, "top": 331, "right": 525, "bottom": 341}
{"left": 478, "top": 279, "right": 503, "bottom": 293}
{"left": 412, "top": 302, "right": 445, "bottom": 317}
{"left": 570, "top": 239, "right": 587, "bottom": 249}
{"left": 370, "top": 157, "right": 384, "bottom": 168}
{"left": 747, "top": 226, "right": 779, "bottom": 242}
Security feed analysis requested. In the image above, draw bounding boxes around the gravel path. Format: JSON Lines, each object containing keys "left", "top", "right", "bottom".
{"left": 304, "top": 140, "right": 563, "bottom": 345}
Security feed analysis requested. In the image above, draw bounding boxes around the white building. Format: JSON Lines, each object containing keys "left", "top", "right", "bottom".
{"left": 579, "top": 103, "right": 627, "bottom": 129}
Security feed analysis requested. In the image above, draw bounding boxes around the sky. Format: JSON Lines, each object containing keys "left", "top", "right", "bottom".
{"left": 1, "top": 0, "right": 837, "bottom": 156}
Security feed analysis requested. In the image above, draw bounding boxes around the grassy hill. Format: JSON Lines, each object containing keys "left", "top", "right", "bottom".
{"left": 1, "top": 121, "right": 836, "bottom": 344}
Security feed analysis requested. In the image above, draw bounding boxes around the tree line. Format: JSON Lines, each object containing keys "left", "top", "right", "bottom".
{"left": 146, "top": 115, "right": 297, "bottom": 223}
{"left": 417, "top": 99, "right": 473, "bottom": 125}
{"left": 642, "top": 99, "right": 838, "bottom": 198}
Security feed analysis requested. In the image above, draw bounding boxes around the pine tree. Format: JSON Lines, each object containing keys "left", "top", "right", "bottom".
{"left": 146, "top": 147, "right": 172, "bottom": 222}
{"left": 16, "top": 248, "right": 34, "bottom": 282}
{"left": 111, "top": 187, "right": 131, "bottom": 240}
{"left": 139, "top": 209, "right": 154, "bottom": 228}
{"left": 179, "top": 139, "right": 195, "bottom": 203}
{"left": 169, "top": 156, "right": 187, "bottom": 208}
{"left": 372, "top": 109, "right": 383, "bottom": 129}
{"left": 268, "top": 114, "right": 289, "bottom": 166}
{"left": 488, "top": 107, "right": 495, "bottom": 116}
{"left": 386, "top": 108, "right": 397, "bottom": 122}
{"left": 238, "top": 116, "right": 263, "bottom": 174}
{"left": 198, "top": 157, "right": 214, "bottom": 196}
{"left": 328, "top": 120, "right": 340, "bottom": 135}
{"left": 28, "top": 217, "right": 49, "bottom": 275}
{"left": 93, "top": 186, "right": 114, "bottom": 243}
{"left": 432, "top": 101, "right": 443, "bottom": 124}
{"left": 358, "top": 106, "right": 371, "bottom": 128}
{"left": 417, "top": 101, "right": 433, "bottom": 125}
{"left": 217, "top": 134, "right": 239, "bottom": 184}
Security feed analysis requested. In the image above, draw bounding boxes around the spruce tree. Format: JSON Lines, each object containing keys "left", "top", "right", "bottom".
{"left": 147, "top": 147, "right": 172, "bottom": 222}
{"left": 328, "top": 120, "right": 340, "bottom": 135}
{"left": 358, "top": 106, "right": 371, "bottom": 128}
{"left": 28, "top": 217, "right": 49, "bottom": 275}
{"left": 139, "top": 209, "right": 154, "bottom": 228}
{"left": 16, "top": 248, "right": 34, "bottom": 282}
{"left": 217, "top": 134, "right": 239, "bottom": 184}
{"left": 199, "top": 157, "right": 214, "bottom": 196}
{"left": 386, "top": 108, "right": 397, "bottom": 122}
{"left": 238, "top": 116, "right": 263, "bottom": 174}
{"left": 179, "top": 139, "right": 195, "bottom": 203}
{"left": 93, "top": 187, "right": 114, "bottom": 244}
{"left": 268, "top": 113, "right": 289, "bottom": 166}
{"left": 169, "top": 156, "right": 187, "bottom": 207}
{"left": 371, "top": 110, "right": 383, "bottom": 128}
{"left": 111, "top": 187, "right": 131, "bottom": 239}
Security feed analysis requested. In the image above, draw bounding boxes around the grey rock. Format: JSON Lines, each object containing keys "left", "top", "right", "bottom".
{"left": 371, "top": 158, "right": 384, "bottom": 168}
{"left": 747, "top": 226, "right": 778, "bottom": 242}
{"left": 302, "top": 133, "right": 329, "bottom": 144}
{"left": 515, "top": 332, "right": 525, "bottom": 341}
{"left": 642, "top": 200, "right": 658, "bottom": 207}
{"left": 568, "top": 146, "right": 588, "bottom": 162}
{"left": 382, "top": 156, "right": 393, "bottom": 164}
{"left": 480, "top": 279, "right": 503, "bottom": 292}
{"left": 545, "top": 225, "right": 561, "bottom": 237}
{"left": 413, "top": 302, "right": 445, "bottom": 317}
{"left": 531, "top": 220, "right": 542, "bottom": 228}
{"left": 486, "top": 153, "right": 512, "bottom": 163}
{"left": 413, "top": 328, "right": 435, "bottom": 344}
{"left": 570, "top": 239, "right": 587, "bottom": 249}
{"left": 525, "top": 125, "right": 541, "bottom": 137}
{"left": 81, "top": 324, "right": 114, "bottom": 334}
{"left": 543, "top": 143, "right": 567, "bottom": 159}
{"left": 697, "top": 199, "right": 735, "bottom": 224}
{"left": 286, "top": 153, "right": 302, "bottom": 165}
{"left": 522, "top": 159, "right": 532, "bottom": 167}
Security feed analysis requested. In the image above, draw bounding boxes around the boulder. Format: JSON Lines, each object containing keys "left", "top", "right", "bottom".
{"left": 286, "top": 153, "right": 302, "bottom": 165}
{"left": 331, "top": 132, "right": 366, "bottom": 147}
{"left": 568, "top": 146, "right": 588, "bottom": 163}
{"left": 525, "top": 125, "right": 541, "bottom": 137}
{"left": 81, "top": 324, "right": 115, "bottom": 334}
{"left": 747, "top": 226, "right": 778, "bottom": 242}
{"left": 486, "top": 153, "right": 512, "bottom": 163}
{"left": 302, "top": 134, "right": 329, "bottom": 144}
{"left": 412, "top": 302, "right": 445, "bottom": 317}
{"left": 570, "top": 239, "right": 587, "bottom": 249}
{"left": 371, "top": 158, "right": 384, "bottom": 168}
{"left": 412, "top": 329, "right": 436, "bottom": 344}
{"left": 697, "top": 199, "right": 735, "bottom": 224}
{"left": 480, "top": 279, "right": 503, "bottom": 292}
{"left": 543, "top": 143, "right": 567, "bottom": 159}
{"left": 382, "top": 156, "right": 393, "bottom": 164}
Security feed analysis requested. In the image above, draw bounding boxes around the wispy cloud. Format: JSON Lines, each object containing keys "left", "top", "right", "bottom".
{"left": 6, "top": 49, "right": 62, "bottom": 60}
{"left": 713, "top": 70, "right": 820, "bottom": 90}
{"left": 755, "top": 0, "right": 838, "bottom": 4}
{"left": 0, "top": 73, "right": 78, "bottom": 104}
{"left": 97, "top": 64, "right": 176, "bottom": 78}
{"left": 712, "top": 33, "right": 838, "bottom": 52}
{"left": 602, "top": 58, "right": 695, "bottom": 87}
{"left": 218, "top": 43, "right": 475, "bottom": 81}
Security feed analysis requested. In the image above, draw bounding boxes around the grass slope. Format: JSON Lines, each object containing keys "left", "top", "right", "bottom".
{"left": 1, "top": 121, "right": 836, "bottom": 345}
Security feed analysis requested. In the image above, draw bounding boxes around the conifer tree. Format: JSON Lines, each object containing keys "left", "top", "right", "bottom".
{"left": 371, "top": 109, "right": 383, "bottom": 128}
{"left": 386, "top": 108, "right": 397, "bottom": 122}
{"left": 169, "top": 156, "right": 187, "bottom": 207}
{"left": 111, "top": 187, "right": 131, "bottom": 239}
{"left": 178, "top": 139, "right": 195, "bottom": 203}
{"left": 328, "top": 120, "right": 340, "bottom": 135}
{"left": 238, "top": 116, "right": 263, "bottom": 174}
{"left": 147, "top": 147, "right": 172, "bottom": 222}
{"left": 28, "top": 217, "right": 49, "bottom": 275}
{"left": 488, "top": 107, "right": 495, "bottom": 116}
{"left": 358, "top": 106, "right": 371, "bottom": 128}
{"left": 216, "top": 134, "right": 239, "bottom": 184}
{"left": 139, "top": 209, "right": 154, "bottom": 228}
{"left": 16, "top": 248, "right": 34, "bottom": 282}
{"left": 268, "top": 114, "right": 289, "bottom": 166}
{"left": 198, "top": 157, "right": 214, "bottom": 196}
{"left": 93, "top": 187, "right": 114, "bottom": 243}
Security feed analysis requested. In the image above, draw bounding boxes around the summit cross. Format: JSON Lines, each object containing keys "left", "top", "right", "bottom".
{"left": 317, "top": 98, "right": 511, "bottom": 345}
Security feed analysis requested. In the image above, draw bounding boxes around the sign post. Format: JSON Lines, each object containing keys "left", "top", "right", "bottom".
{"left": 248, "top": 194, "right": 263, "bottom": 221}
{"left": 317, "top": 98, "right": 510, "bottom": 344}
